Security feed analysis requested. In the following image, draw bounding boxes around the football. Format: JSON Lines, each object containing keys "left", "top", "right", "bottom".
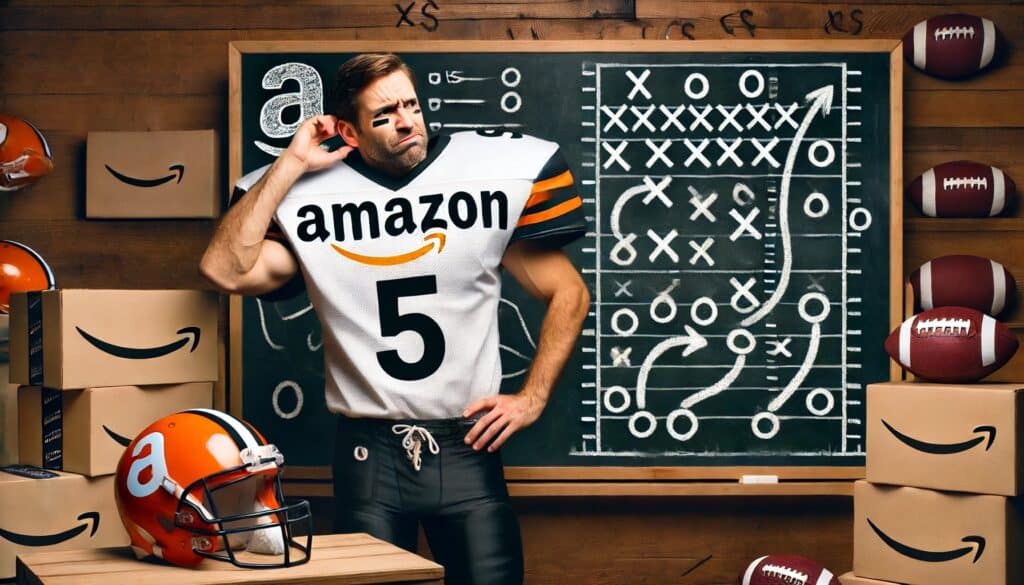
{"left": 741, "top": 554, "right": 839, "bottom": 585}
{"left": 903, "top": 13, "right": 1004, "bottom": 79}
{"left": 884, "top": 306, "right": 1019, "bottom": 383}
{"left": 910, "top": 255, "right": 1017, "bottom": 316}
{"left": 906, "top": 160, "right": 1015, "bottom": 218}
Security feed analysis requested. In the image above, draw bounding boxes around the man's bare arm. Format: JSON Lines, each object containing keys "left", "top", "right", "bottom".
{"left": 463, "top": 241, "right": 591, "bottom": 451}
{"left": 199, "top": 115, "right": 351, "bottom": 294}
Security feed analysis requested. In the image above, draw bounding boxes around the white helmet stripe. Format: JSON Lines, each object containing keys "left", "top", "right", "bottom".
{"left": 23, "top": 118, "right": 52, "bottom": 159}
{"left": 186, "top": 408, "right": 261, "bottom": 451}
{"left": 900, "top": 317, "right": 914, "bottom": 368}
{"left": 991, "top": 260, "right": 1007, "bottom": 315}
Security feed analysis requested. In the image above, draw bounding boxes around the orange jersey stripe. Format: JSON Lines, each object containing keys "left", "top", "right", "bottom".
{"left": 516, "top": 196, "right": 582, "bottom": 227}
{"left": 530, "top": 170, "right": 573, "bottom": 194}
{"left": 524, "top": 190, "right": 553, "bottom": 209}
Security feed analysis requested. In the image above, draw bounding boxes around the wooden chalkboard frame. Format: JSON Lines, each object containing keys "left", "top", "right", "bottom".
{"left": 228, "top": 40, "right": 903, "bottom": 495}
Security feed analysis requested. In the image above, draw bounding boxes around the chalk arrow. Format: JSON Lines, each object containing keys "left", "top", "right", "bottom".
{"left": 768, "top": 322, "right": 821, "bottom": 412}
{"left": 741, "top": 85, "right": 834, "bottom": 328}
{"left": 635, "top": 325, "right": 707, "bottom": 409}
{"left": 680, "top": 353, "right": 746, "bottom": 409}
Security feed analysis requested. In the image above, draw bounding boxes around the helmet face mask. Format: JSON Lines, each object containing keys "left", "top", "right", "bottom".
{"left": 115, "top": 409, "right": 312, "bottom": 569}
{"left": 175, "top": 460, "right": 312, "bottom": 568}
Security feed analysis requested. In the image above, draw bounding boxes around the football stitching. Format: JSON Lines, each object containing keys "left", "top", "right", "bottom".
{"left": 761, "top": 564, "right": 809, "bottom": 585}
{"left": 915, "top": 317, "right": 971, "bottom": 336}
{"left": 934, "top": 26, "right": 976, "bottom": 41}
{"left": 942, "top": 176, "right": 987, "bottom": 191}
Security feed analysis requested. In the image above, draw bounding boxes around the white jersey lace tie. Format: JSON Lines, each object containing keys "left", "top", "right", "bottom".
{"left": 391, "top": 424, "right": 440, "bottom": 472}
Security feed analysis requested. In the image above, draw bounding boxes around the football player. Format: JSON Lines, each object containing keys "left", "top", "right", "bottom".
{"left": 200, "top": 53, "right": 589, "bottom": 585}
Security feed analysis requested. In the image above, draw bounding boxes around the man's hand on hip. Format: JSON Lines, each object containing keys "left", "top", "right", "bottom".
{"left": 463, "top": 391, "right": 545, "bottom": 452}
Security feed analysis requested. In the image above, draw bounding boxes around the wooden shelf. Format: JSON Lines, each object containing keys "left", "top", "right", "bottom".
{"left": 507, "top": 481, "right": 854, "bottom": 497}
{"left": 905, "top": 217, "right": 1024, "bottom": 232}
{"left": 282, "top": 480, "right": 854, "bottom": 498}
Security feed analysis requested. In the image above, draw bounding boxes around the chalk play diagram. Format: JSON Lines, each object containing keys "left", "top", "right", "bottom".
{"left": 570, "top": 62, "right": 880, "bottom": 458}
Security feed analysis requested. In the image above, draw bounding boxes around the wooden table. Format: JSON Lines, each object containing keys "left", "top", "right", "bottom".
{"left": 16, "top": 533, "right": 443, "bottom": 584}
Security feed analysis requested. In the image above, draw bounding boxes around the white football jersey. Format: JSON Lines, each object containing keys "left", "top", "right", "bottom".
{"left": 234, "top": 131, "right": 584, "bottom": 419}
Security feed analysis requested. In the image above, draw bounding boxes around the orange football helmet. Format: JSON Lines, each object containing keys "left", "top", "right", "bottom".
{"left": 0, "top": 240, "right": 55, "bottom": 313}
{"left": 0, "top": 115, "right": 53, "bottom": 191}
{"left": 114, "top": 409, "right": 312, "bottom": 569}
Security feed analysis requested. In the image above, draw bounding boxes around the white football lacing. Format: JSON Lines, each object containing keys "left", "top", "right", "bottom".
{"left": 934, "top": 26, "right": 975, "bottom": 41}
{"left": 915, "top": 317, "right": 971, "bottom": 336}
{"left": 391, "top": 424, "right": 440, "bottom": 472}
{"left": 942, "top": 176, "right": 987, "bottom": 190}
{"left": 761, "top": 564, "right": 809, "bottom": 585}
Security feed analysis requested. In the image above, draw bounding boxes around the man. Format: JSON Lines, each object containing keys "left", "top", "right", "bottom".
{"left": 200, "top": 53, "right": 589, "bottom": 585}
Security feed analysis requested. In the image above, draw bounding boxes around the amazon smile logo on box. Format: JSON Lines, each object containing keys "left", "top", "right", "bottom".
{"left": 0, "top": 512, "right": 100, "bottom": 547}
{"left": 881, "top": 419, "right": 997, "bottom": 454}
{"left": 14, "top": 289, "right": 218, "bottom": 389}
{"left": 867, "top": 517, "right": 986, "bottom": 564}
{"left": 104, "top": 163, "right": 184, "bottom": 188}
{"left": 76, "top": 326, "right": 201, "bottom": 359}
{"left": 102, "top": 426, "right": 132, "bottom": 447}
{"left": 86, "top": 130, "right": 218, "bottom": 218}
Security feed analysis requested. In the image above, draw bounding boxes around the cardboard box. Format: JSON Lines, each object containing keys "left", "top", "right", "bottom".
{"left": 0, "top": 465, "right": 128, "bottom": 579}
{"left": 86, "top": 130, "right": 220, "bottom": 218}
{"left": 867, "top": 382, "right": 1024, "bottom": 496}
{"left": 0, "top": 363, "right": 16, "bottom": 466}
{"left": 854, "top": 481, "right": 1022, "bottom": 585}
{"left": 8, "top": 289, "right": 218, "bottom": 389}
{"left": 838, "top": 572, "right": 903, "bottom": 584}
{"left": 19, "top": 382, "right": 212, "bottom": 476}
{"left": 7, "top": 292, "right": 36, "bottom": 386}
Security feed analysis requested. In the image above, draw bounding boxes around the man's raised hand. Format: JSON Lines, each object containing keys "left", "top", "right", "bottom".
{"left": 283, "top": 114, "right": 353, "bottom": 172}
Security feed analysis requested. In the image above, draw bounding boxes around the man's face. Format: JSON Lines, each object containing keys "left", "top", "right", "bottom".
{"left": 348, "top": 70, "right": 428, "bottom": 175}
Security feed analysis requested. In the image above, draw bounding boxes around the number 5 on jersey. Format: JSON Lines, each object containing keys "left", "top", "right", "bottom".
{"left": 376, "top": 275, "right": 445, "bottom": 381}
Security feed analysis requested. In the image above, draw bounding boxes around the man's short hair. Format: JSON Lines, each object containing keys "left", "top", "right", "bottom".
{"left": 330, "top": 53, "right": 416, "bottom": 124}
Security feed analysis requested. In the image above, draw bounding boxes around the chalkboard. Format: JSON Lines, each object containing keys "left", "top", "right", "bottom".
{"left": 229, "top": 41, "right": 902, "bottom": 483}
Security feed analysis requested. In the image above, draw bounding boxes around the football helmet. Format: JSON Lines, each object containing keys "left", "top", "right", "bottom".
{"left": 0, "top": 240, "right": 55, "bottom": 313}
{"left": 114, "top": 409, "right": 312, "bottom": 569}
{"left": 0, "top": 114, "right": 53, "bottom": 191}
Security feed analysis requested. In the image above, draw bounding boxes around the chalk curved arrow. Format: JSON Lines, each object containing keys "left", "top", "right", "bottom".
{"left": 635, "top": 325, "right": 708, "bottom": 410}
{"left": 882, "top": 420, "right": 996, "bottom": 454}
{"left": 102, "top": 425, "right": 132, "bottom": 447}
{"left": 76, "top": 326, "right": 201, "bottom": 359}
{"left": 680, "top": 352, "right": 745, "bottom": 409}
{"left": 867, "top": 518, "right": 986, "bottom": 564}
{"left": 741, "top": 85, "right": 834, "bottom": 328}
{"left": 0, "top": 512, "right": 99, "bottom": 546}
{"left": 767, "top": 322, "right": 821, "bottom": 412}
{"left": 609, "top": 176, "right": 672, "bottom": 266}
{"left": 105, "top": 163, "right": 185, "bottom": 188}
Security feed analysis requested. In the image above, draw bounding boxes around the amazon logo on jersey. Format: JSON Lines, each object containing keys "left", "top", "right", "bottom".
{"left": 293, "top": 189, "right": 510, "bottom": 245}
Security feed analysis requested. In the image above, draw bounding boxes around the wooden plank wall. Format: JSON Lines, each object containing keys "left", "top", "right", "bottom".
{"left": 2, "top": 1, "right": 1022, "bottom": 583}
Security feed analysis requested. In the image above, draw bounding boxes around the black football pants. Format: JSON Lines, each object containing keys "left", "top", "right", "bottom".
{"left": 332, "top": 415, "right": 523, "bottom": 585}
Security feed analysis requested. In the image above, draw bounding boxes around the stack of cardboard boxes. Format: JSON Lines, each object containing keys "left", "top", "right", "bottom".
{"left": 838, "top": 381, "right": 1023, "bottom": 584}
{"left": 0, "top": 289, "right": 218, "bottom": 580}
